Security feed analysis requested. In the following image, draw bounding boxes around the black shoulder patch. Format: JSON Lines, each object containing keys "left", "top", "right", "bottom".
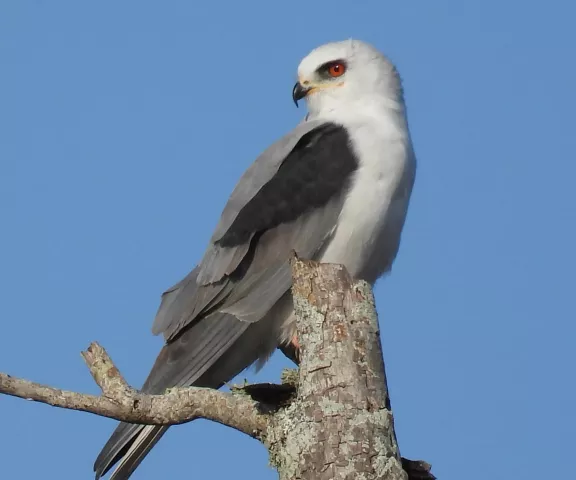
{"left": 217, "top": 123, "right": 358, "bottom": 248}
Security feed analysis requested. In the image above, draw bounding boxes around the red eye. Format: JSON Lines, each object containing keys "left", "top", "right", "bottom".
{"left": 327, "top": 62, "right": 346, "bottom": 78}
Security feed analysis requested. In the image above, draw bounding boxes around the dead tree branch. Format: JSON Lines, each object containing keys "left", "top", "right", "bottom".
{"left": 0, "top": 258, "right": 434, "bottom": 480}
{"left": 264, "top": 257, "right": 410, "bottom": 480}
{"left": 0, "top": 342, "right": 268, "bottom": 439}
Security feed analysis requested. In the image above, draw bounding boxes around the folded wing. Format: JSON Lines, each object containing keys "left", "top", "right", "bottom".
{"left": 94, "top": 121, "right": 359, "bottom": 480}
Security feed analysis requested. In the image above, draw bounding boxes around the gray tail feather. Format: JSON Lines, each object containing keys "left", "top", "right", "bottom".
{"left": 109, "top": 426, "right": 167, "bottom": 480}
{"left": 93, "top": 424, "right": 167, "bottom": 480}
{"left": 94, "top": 312, "right": 277, "bottom": 479}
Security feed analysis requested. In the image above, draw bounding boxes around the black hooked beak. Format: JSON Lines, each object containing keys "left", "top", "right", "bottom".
{"left": 292, "top": 82, "right": 310, "bottom": 107}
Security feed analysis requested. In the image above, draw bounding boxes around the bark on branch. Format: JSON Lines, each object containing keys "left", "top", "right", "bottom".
{"left": 0, "top": 258, "right": 434, "bottom": 480}
{"left": 264, "top": 257, "right": 411, "bottom": 480}
{"left": 0, "top": 342, "right": 268, "bottom": 438}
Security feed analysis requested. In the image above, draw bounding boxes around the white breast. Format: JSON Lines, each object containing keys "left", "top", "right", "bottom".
{"left": 318, "top": 114, "right": 415, "bottom": 283}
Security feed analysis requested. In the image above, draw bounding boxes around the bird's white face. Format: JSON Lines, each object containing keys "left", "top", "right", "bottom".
{"left": 294, "top": 39, "right": 404, "bottom": 116}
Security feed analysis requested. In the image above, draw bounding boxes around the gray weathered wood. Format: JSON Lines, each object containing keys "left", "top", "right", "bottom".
{"left": 0, "top": 343, "right": 268, "bottom": 438}
{"left": 264, "top": 258, "right": 408, "bottom": 480}
{"left": 0, "top": 258, "right": 434, "bottom": 479}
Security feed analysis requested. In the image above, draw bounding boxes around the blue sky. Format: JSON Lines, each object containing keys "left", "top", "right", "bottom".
{"left": 1, "top": 1, "right": 575, "bottom": 479}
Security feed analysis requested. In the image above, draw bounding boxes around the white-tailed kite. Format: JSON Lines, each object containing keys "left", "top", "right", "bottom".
{"left": 94, "top": 39, "right": 417, "bottom": 480}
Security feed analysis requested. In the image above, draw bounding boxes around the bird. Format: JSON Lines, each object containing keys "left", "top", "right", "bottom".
{"left": 94, "top": 38, "right": 417, "bottom": 480}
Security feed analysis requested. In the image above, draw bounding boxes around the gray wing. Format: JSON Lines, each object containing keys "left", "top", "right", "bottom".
{"left": 150, "top": 118, "right": 326, "bottom": 340}
{"left": 94, "top": 120, "right": 359, "bottom": 480}
{"left": 151, "top": 118, "right": 357, "bottom": 341}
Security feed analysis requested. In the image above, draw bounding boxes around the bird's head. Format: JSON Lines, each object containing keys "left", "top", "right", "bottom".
{"left": 293, "top": 39, "right": 404, "bottom": 116}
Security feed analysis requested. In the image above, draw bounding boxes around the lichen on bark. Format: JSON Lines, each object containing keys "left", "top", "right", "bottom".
{"left": 264, "top": 258, "right": 408, "bottom": 480}
{"left": 0, "top": 258, "right": 434, "bottom": 480}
